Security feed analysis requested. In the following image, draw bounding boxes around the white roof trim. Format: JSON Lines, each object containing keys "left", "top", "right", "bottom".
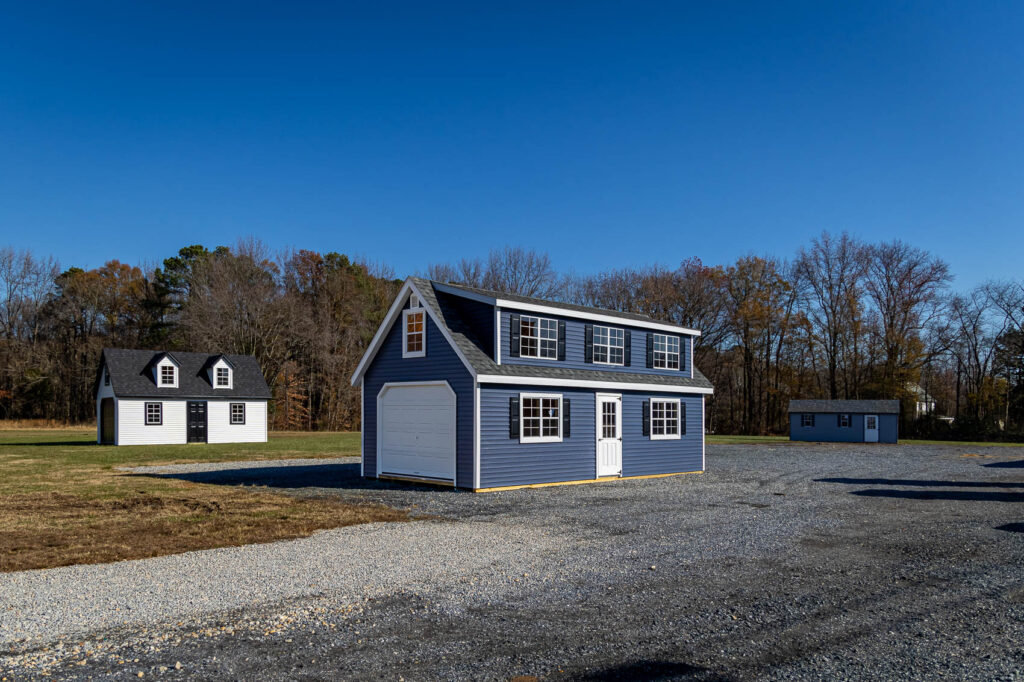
{"left": 432, "top": 282, "right": 702, "bottom": 336}
{"left": 476, "top": 374, "right": 714, "bottom": 395}
{"left": 350, "top": 278, "right": 478, "bottom": 385}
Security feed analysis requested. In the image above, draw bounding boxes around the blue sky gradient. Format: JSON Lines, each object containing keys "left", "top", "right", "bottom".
{"left": 1, "top": 2, "right": 1022, "bottom": 287}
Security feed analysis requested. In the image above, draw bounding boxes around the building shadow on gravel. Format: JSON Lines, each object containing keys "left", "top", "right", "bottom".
{"left": 574, "top": 660, "right": 732, "bottom": 681}
{"left": 984, "top": 459, "right": 1024, "bottom": 468}
{"left": 128, "top": 462, "right": 462, "bottom": 493}
{"left": 816, "top": 477, "right": 1024, "bottom": 488}
{"left": 849, "top": 489, "right": 1024, "bottom": 502}
{"left": 995, "top": 522, "right": 1024, "bottom": 533}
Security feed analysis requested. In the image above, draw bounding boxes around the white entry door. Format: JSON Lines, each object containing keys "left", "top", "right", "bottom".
{"left": 596, "top": 394, "right": 622, "bottom": 476}
{"left": 864, "top": 414, "right": 879, "bottom": 443}
{"left": 378, "top": 383, "right": 456, "bottom": 482}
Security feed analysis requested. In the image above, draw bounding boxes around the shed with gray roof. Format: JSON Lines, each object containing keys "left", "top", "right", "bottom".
{"left": 788, "top": 399, "right": 899, "bottom": 443}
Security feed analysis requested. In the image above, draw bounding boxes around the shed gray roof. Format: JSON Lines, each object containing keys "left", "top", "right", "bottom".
{"left": 413, "top": 278, "right": 714, "bottom": 392}
{"left": 788, "top": 399, "right": 900, "bottom": 414}
{"left": 100, "top": 348, "right": 272, "bottom": 400}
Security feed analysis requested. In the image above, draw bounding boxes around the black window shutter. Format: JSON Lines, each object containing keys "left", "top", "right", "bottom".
{"left": 646, "top": 334, "right": 654, "bottom": 369}
{"left": 509, "top": 396, "right": 520, "bottom": 438}
{"left": 562, "top": 399, "right": 571, "bottom": 438}
{"left": 509, "top": 314, "right": 520, "bottom": 357}
{"left": 557, "top": 320, "right": 566, "bottom": 360}
{"left": 642, "top": 400, "right": 650, "bottom": 436}
{"left": 624, "top": 330, "right": 631, "bottom": 366}
{"left": 680, "top": 401, "right": 687, "bottom": 435}
{"left": 584, "top": 324, "right": 593, "bottom": 363}
{"left": 680, "top": 337, "right": 687, "bottom": 371}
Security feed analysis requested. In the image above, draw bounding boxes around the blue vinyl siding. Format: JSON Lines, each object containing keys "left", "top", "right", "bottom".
{"left": 790, "top": 412, "right": 898, "bottom": 443}
{"left": 363, "top": 297, "right": 474, "bottom": 487}
{"left": 498, "top": 309, "right": 693, "bottom": 378}
{"left": 479, "top": 385, "right": 705, "bottom": 488}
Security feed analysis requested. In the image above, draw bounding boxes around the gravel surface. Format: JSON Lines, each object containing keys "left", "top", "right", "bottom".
{"left": 2, "top": 442, "right": 1023, "bottom": 680}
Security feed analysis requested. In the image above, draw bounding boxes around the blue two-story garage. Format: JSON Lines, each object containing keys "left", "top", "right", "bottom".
{"left": 788, "top": 399, "right": 900, "bottom": 444}
{"left": 350, "top": 277, "right": 714, "bottom": 491}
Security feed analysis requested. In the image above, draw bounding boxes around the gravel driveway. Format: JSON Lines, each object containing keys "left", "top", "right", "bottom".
{"left": 2, "top": 442, "right": 1022, "bottom": 680}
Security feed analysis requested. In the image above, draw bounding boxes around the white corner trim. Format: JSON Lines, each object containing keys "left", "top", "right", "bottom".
{"left": 360, "top": 377, "right": 365, "bottom": 478}
{"left": 401, "top": 308, "right": 427, "bottom": 359}
{"left": 473, "top": 381, "right": 481, "bottom": 489}
{"left": 477, "top": 374, "right": 714, "bottom": 395}
{"left": 432, "top": 281, "right": 702, "bottom": 336}
{"left": 494, "top": 306, "right": 501, "bottom": 366}
{"left": 701, "top": 394, "right": 706, "bottom": 471}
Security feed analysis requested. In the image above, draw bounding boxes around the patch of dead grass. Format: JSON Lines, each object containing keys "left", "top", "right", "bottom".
{"left": 0, "top": 488, "right": 412, "bottom": 572}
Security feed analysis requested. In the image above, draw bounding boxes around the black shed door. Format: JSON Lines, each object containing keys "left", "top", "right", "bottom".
{"left": 187, "top": 401, "right": 207, "bottom": 443}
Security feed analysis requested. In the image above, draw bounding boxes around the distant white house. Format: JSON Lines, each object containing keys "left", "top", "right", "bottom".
{"left": 96, "top": 349, "right": 271, "bottom": 445}
{"left": 906, "top": 383, "right": 937, "bottom": 419}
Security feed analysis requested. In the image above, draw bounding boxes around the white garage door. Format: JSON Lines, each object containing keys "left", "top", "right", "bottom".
{"left": 379, "top": 383, "right": 456, "bottom": 482}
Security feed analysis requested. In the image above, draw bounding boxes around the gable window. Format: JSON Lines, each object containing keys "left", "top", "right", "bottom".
{"left": 216, "top": 367, "right": 230, "bottom": 387}
{"left": 159, "top": 365, "right": 175, "bottom": 386}
{"left": 594, "top": 326, "right": 625, "bottom": 365}
{"left": 521, "top": 316, "right": 558, "bottom": 359}
{"left": 230, "top": 403, "right": 245, "bottom": 425}
{"left": 801, "top": 413, "right": 815, "bottom": 428}
{"left": 839, "top": 413, "right": 851, "bottom": 427}
{"left": 145, "top": 402, "right": 162, "bottom": 425}
{"left": 402, "top": 308, "right": 426, "bottom": 358}
{"left": 650, "top": 399, "right": 681, "bottom": 440}
{"left": 652, "top": 334, "right": 680, "bottom": 370}
{"left": 520, "top": 394, "right": 562, "bottom": 443}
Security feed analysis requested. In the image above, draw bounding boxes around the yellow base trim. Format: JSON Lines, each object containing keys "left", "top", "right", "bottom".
{"left": 379, "top": 474, "right": 455, "bottom": 488}
{"left": 472, "top": 470, "right": 702, "bottom": 493}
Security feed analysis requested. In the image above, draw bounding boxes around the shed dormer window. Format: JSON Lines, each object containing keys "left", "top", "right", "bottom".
{"left": 216, "top": 367, "right": 230, "bottom": 387}
{"left": 160, "top": 365, "right": 176, "bottom": 386}
{"left": 652, "top": 334, "right": 680, "bottom": 370}
{"left": 520, "top": 315, "right": 558, "bottom": 359}
{"left": 403, "top": 308, "right": 426, "bottom": 358}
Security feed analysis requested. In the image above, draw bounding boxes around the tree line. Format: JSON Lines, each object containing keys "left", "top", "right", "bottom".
{"left": 2, "top": 235, "right": 1022, "bottom": 438}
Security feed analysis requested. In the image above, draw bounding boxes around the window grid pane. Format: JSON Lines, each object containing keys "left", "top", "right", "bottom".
{"left": 522, "top": 396, "right": 559, "bottom": 439}
{"left": 521, "top": 316, "right": 558, "bottom": 359}
{"left": 406, "top": 312, "right": 424, "bottom": 353}
{"left": 161, "top": 366, "right": 175, "bottom": 384}
{"left": 145, "top": 402, "right": 161, "bottom": 425}
{"left": 230, "top": 403, "right": 245, "bottom": 424}
{"left": 651, "top": 400, "right": 679, "bottom": 436}
{"left": 594, "top": 326, "right": 625, "bottom": 365}
{"left": 652, "top": 334, "right": 680, "bottom": 369}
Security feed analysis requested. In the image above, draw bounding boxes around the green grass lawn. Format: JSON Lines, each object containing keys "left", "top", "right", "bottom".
{"left": 0, "top": 429, "right": 400, "bottom": 573}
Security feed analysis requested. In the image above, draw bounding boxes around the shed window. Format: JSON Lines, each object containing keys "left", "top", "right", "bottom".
{"left": 145, "top": 402, "right": 162, "bottom": 425}
{"left": 403, "top": 309, "right": 426, "bottom": 358}
{"left": 801, "top": 413, "right": 815, "bottom": 428}
{"left": 520, "top": 394, "right": 562, "bottom": 443}
{"left": 520, "top": 316, "right": 558, "bottom": 359}
{"left": 160, "top": 365, "right": 175, "bottom": 386}
{"left": 216, "top": 367, "right": 230, "bottom": 387}
{"left": 652, "top": 334, "right": 680, "bottom": 370}
{"left": 650, "top": 399, "right": 681, "bottom": 439}
{"left": 839, "top": 413, "right": 851, "bottom": 427}
{"left": 594, "top": 326, "right": 625, "bottom": 365}
{"left": 230, "top": 403, "right": 245, "bottom": 425}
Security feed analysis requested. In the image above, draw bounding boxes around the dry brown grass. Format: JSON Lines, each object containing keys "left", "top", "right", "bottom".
{"left": 0, "top": 428, "right": 413, "bottom": 572}
{"left": 0, "top": 419, "right": 91, "bottom": 430}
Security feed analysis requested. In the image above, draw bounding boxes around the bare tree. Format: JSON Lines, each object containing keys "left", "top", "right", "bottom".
{"left": 482, "top": 246, "right": 562, "bottom": 298}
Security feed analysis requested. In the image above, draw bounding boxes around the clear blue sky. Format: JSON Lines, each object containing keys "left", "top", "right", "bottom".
{"left": 2, "top": 2, "right": 1022, "bottom": 288}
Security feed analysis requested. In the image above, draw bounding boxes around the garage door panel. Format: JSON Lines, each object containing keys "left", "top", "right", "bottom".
{"left": 379, "top": 384, "right": 455, "bottom": 481}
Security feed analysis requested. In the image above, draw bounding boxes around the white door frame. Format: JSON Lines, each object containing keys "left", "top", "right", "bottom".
{"left": 864, "top": 414, "right": 879, "bottom": 443}
{"left": 595, "top": 392, "right": 622, "bottom": 477}
{"left": 376, "top": 380, "right": 457, "bottom": 486}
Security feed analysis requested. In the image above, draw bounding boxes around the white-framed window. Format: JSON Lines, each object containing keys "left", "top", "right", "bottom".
{"left": 160, "top": 365, "right": 176, "bottom": 386}
{"left": 230, "top": 402, "right": 245, "bottom": 425}
{"left": 521, "top": 315, "right": 558, "bottom": 359}
{"left": 145, "top": 402, "right": 162, "bottom": 425}
{"left": 801, "top": 413, "right": 815, "bottom": 427}
{"left": 839, "top": 413, "right": 850, "bottom": 427}
{"left": 216, "top": 367, "right": 230, "bottom": 387}
{"left": 650, "top": 399, "right": 681, "bottom": 440}
{"left": 520, "top": 393, "right": 562, "bottom": 443}
{"left": 402, "top": 308, "right": 426, "bottom": 358}
{"left": 594, "top": 326, "right": 625, "bottom": 365}
{"left": 652, "top": 334, "right": 680, "bottom": 370}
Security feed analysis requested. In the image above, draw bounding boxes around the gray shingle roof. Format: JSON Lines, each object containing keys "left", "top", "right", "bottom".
{"left": 788, "top": 399, "right": 900, "bottom": 414}
{"left": 435, "top": 280, "right": 698, "bottom": 331}
{"left": 412, "top": 278, "right": 714, "bottom": 392}
{"left": 100, "top": 348, "right": 272, "bottom": 399}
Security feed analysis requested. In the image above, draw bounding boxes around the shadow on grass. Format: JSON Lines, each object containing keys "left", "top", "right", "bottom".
{"left": 129, "top": 461, "right": 462, "bottom": 493}
{"left": 2, "top": 440, "right": 97, "bottom": 447}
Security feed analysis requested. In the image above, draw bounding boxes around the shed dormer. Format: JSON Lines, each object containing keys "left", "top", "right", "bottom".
{"left": 152, "top": 352, "right": 180, "bottom": 388}
{"left": 206, "top": 355, "right": 235, "bottom": 389}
